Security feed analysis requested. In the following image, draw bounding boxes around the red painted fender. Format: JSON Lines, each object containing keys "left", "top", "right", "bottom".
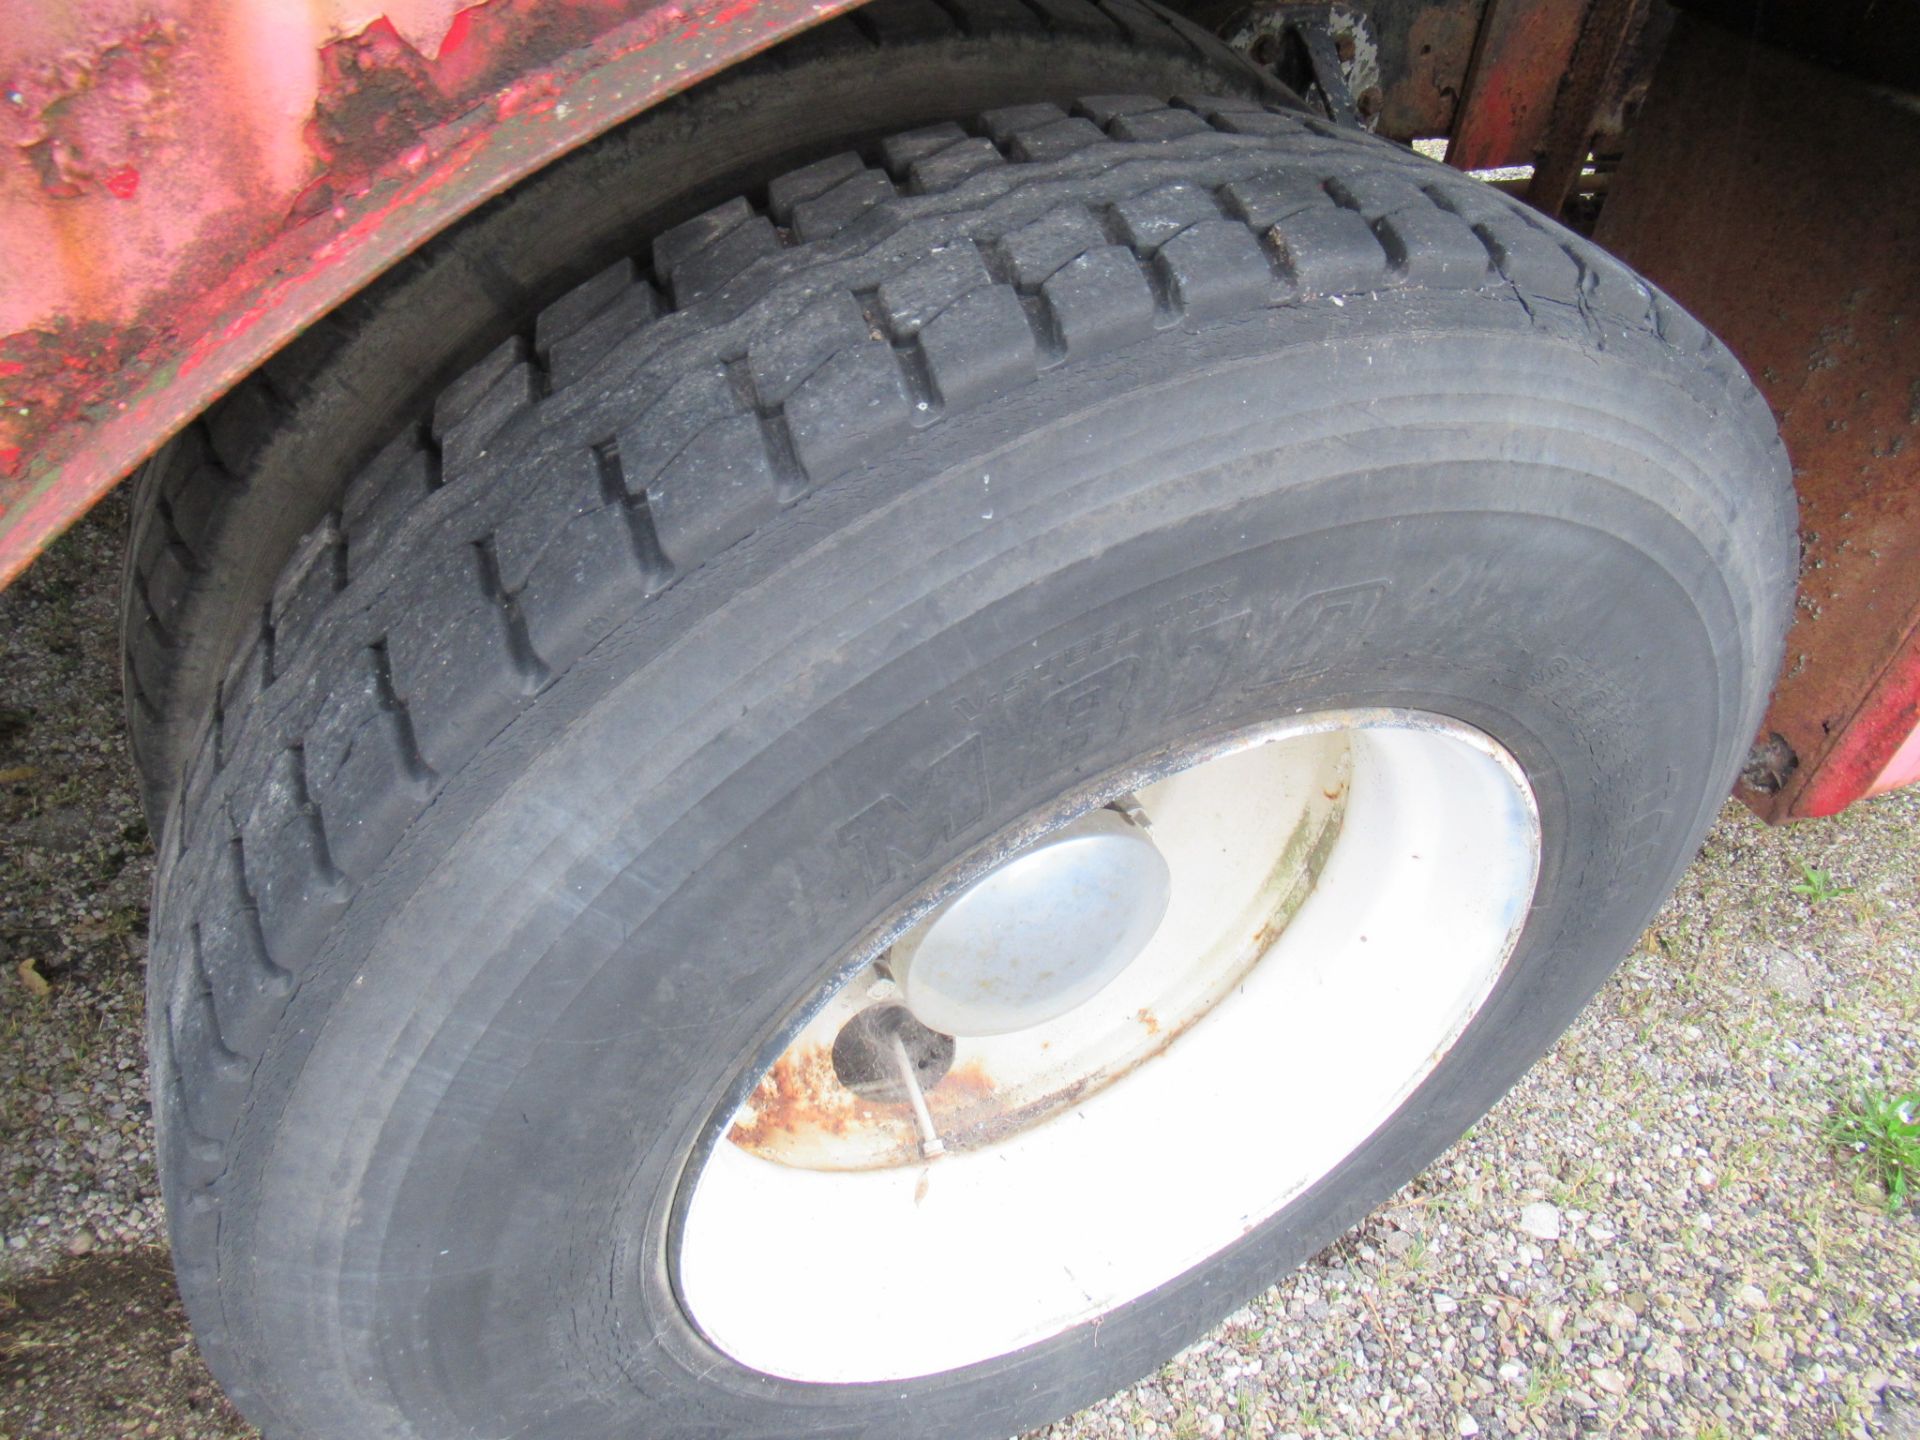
{"left": 0, "top": 0, "right": 849, "bottom": 586}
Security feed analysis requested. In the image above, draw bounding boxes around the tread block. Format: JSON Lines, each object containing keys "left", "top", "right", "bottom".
{"left": 1008, "top": 116, "right": 1107, "bottom": 163}
{"left": 996, "top": 205, "right": 1108, "bottom": 288}
{"left": 195, "top": 836, "right": 291, "bottom": 1060}
{"left": 880, "top": 123, "right": 969, "bottom": 178}
{"left": 1480, "top": 223, "right": 1582, "bottom": 297}
{"left": 789, "top": 167, "right": 898, "bottom": 244}
{"left": 981, "top": 102, "right": 1070, "bottom": 147}
{"left": 1572, "top": 249, "right": 1652, "bottom": 320}
{"left": 535, "top": 257, "right": 638, "bottom": 354}
{"left": 1041, "top": 244, "right": 1158, "bottom": 355}
{"left": 544, "top": 282, "right": 665, "bottom": 390}
{"left": 1651, "top": 289, "right": 1708, "bottom": 354}
{"left": 218, "top": 622, "right": 273, "bottom": 727}
{"left": 1268, "top": 206, "right": 1389, "bottom": 294}
{"left": 1101, "top": 0, "right": 1189, "bottom": 44}
{"left": 919, "top": 285, "right": 1039, "bottom": 411}
{"left": 939, "top": 0, "right": 1049, "bottom": 32}
{"left": 1172, "top": 93, "right": 1272, "bottom": 119}
{"left": 1110, "top": 181, "right": 1222, "bottom": 255}
{"left": 270, "top": 517, "right": 344, "bottom": 658}
{"left": 767, "top": 153, "right": 866, "bottom": 224}
{"left": 436, "top": 359, "right": 539, "bottom": 473}
{"left": 619, "top": 367, "right": 744, "bottom": 493}
{"left": 433, "top": 336, "right": 529, "bottom": 438}
{"left": 1221, "top": 170, "right": 1329, "bottom": 229}
{"left": 239, "top": 747, "right": 347, "bottom": 961}
{"left": 141, "top": 540, "right": 198, "bottom": 631}
{"left": 386, "top": 548, "right": 540, "bottom": 775}
{"left": 300, "top": 647, "right": 433, "bottom": 878}
{"left": 1155, "top": 220, "right": 1274, "bottom": 319}
{"left": 1108, "top": 108, "right": 1212, "bottom": 143}
{"left": 878, "top": 244, "right": 996, "bottom": 337}
{"left": 343, "top": 439, "right": 437, "bottom": 579}
{"left": 1374, "top": 206, "right": 1490, "bottom": 288}
{"left": 851, "top": 0, "right": 959, "bottom": 43}
{"left": 1074, "top": 95, "right": 1169, "bottom": 126}
{"left": 786, "top": 341, "right": 913, "bottom": 483}
{"left": 518, "top": 502, "right": 660, "bottom": 669}
{"left": 168, "top": 939, "right": 254, "bottom": 1139}
{"left": 653, "top": 196, "right": 752, "bottom": 278}
{"left": 1209, "top": 109, "right": 1303, "bottom": 138}
{"left": 204, "top": 384, "right": 280, "bottom": 477}
{"left": 640, "top": 413, "right": 784, "bottom": 569}
{"left": 491, "top": 448, "right": 610, "bottom": 594}
{"left": 535, "top": 258, "right": 664, "bottom": 373}
{"left": 748, "top": 292, "right": 871, "bottom": 403}
{"left": 1018, "top": 0, "right": 1123, "bottom": 36}
{"left": 158, "top": 430, "right": 238, "bottom": 558}
{"left": 907, "top": 137, "right": 1004, "bottom": 194}
{"left": 1427, "top": 182, "right": 1514, "bottom": 228}
{"left": 664, "top": 213, "right": 783, "bottom": 305}
{"left": 1329, "top": 172, "right": 1428, "bottom": 219}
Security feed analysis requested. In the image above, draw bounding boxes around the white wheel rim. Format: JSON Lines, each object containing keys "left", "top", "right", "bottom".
{"left": 677, "top": 711, "right": 1540, "bottom": 1382}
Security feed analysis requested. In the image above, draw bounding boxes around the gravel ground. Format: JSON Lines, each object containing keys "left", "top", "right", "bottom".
{"left": 3, "top": 502, "right": 1916, "bottom": 1438}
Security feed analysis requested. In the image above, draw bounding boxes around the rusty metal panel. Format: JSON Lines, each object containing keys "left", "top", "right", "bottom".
{"left": 1596, "top": 16, "right": 1920, "bottom": 819}
{"left": 1361, "top": 0, "right": 1487, "bottom": 141}
{"left": 0, "top": 0, "right": 850, "bottom": 588}
{"left": 1443, "top": 0, "right": 1588, "bottom": 169}
{"left": 1521, "top": 0, "right": 1644, "bottom": 213}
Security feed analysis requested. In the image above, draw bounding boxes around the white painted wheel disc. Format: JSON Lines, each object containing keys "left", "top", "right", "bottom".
{"left": 677, "top": 713, "right": 1539, "bottom": 1382}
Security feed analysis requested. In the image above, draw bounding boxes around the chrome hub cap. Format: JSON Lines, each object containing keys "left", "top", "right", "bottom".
{"left": 891, "top": 803, "right": 1173, "bottom": 1038}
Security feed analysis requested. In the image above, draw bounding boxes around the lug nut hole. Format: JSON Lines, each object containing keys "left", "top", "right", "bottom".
{"left": 831, "top": 1004, "right": 955, "bottom": 1102}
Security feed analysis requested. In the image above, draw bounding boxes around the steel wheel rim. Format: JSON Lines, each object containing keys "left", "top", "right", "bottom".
{"left": 674, "top": 710, "right": 1541, "bottom": 1383}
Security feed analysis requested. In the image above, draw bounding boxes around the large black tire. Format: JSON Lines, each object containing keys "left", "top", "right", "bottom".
{"left": 151, "top": 93, "right": 1794, "bottom": 1440}
{"left": 120, "top": 0, "right": 1287, "bottom": 828}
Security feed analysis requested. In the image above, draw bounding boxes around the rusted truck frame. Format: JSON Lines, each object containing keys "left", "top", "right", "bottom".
{"left": 2, "top": 0, "right": 1916, "bottom": 814}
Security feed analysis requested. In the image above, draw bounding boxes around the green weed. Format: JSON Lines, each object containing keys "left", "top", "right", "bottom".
{"left": 1825, "top": 1087, "right": 1918, "bottom": 1212}
{"left": 1790, "top": 860, "right": 1854, "bottom": 904}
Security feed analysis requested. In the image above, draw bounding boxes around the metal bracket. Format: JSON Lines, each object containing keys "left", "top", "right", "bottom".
{"left": 1232, "top": 4, "right": 1381, "bottom": 130}
{"left": 1283, "top": 8, "right": 1362, "bottom": 127}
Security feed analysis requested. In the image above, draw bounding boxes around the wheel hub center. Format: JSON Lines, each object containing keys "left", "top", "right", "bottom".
{"left": 889, "top": 805, "right": 1173, "bottom": 1037}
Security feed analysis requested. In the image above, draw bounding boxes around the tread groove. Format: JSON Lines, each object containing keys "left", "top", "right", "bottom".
{"left": 155, "top": 496, "right": 210, "bottom": 574}
{"left": 182, "top": 925, "right": 252, "bottom": 1075}
{"left": 473, "top": 536, "right": 554, "bottom": 686}
{"left": 592, "top": 439, "right": 675, "bottom": 579}
{"left": 285, "top": 743, "right": 345, "bottom": 888}
{"left": 369, "top": 639, "right": 437, "bottom": 783}
{"left": 223, "top": 830, "right": 294, "bottom": 983}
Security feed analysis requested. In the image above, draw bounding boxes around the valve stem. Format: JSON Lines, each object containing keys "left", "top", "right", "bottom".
{"left": 889, "top": 1030, "right": 946, "bottom": 1158}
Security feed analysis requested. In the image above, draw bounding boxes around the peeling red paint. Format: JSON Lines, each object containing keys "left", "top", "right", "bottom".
{"left": 0, "top": 0, "right": 856, "bottom": 588}
{"left": 304, "top": 0, "right": 638, "bottom": 199}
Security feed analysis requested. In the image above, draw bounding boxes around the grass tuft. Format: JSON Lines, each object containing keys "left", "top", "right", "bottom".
{"left": 1825, "top": 1087, "right": 1919, "bottom": 1213}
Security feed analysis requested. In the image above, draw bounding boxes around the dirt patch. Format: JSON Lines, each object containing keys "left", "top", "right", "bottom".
{"left": 0, "top": 1250, "right": 249, "bottom": 1438}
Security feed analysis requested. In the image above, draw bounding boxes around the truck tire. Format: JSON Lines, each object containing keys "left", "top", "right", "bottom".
{"left": 152, "top": 95, "right": 1793, "bottom": 1440}
{"left": 119, "top": 0, "right": 1287, "bottom": 828}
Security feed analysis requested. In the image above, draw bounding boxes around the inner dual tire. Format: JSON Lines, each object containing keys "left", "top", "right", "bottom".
{"left": 142, "top": 40, "right": 1794, "bottom": 1440}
